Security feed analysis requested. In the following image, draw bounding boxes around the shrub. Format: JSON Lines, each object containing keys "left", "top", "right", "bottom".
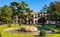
{"left": 39, "top": 30, "right": 46, "bottom": 37}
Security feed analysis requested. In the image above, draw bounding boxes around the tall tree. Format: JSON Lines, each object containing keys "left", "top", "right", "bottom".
{"left": 25, "top": 8, "right": 33, "bottom": 24}
{"left": 40, "top": 5, "right": 48, "bottom": 13}
{"left": 10, "top": 1, "right": 33, "bottom": 24}
{"left": 45, "top": 1, "right": 60, "bottom": 23}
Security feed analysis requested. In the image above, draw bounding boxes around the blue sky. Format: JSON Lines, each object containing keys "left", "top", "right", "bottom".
{"left": 0, "top": 0, "right": 60, "bottom": 12}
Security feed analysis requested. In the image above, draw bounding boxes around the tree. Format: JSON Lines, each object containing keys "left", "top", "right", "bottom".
{"left": 26, "top": 8, "right": 33, "bottom": 24}
{"left": 42, "top": 1, "right": 60, "bottom": 23}
{"left": 0, "top": 5, "right": 12, "bottom": 23}
{"left": 10, "top": 1, "right": 33, "bottom": 24}
{"left": 40, "top": 5, "right": 48, "bottom": 13}
{"left": 18, "top": 1, "right": 28, "bottom": 24}
{"left": 49, "top": 2, "right": 60, "bottom": 23}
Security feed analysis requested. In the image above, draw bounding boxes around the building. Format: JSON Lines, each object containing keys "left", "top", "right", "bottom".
{"left": 13, "top": 12, "right": 48, "bottom": 24}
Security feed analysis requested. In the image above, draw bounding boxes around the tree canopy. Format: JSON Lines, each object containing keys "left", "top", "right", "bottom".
{"left": 0, "top": 1, "right": 33, "bottom": 24}
{"left": 41, "top": 1, "right": 60, "bottom": 22}
{"left": 0, "top": 5, "right": 12, "bottom": 23}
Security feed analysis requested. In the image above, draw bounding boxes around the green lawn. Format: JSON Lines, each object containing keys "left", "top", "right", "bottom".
{"left": 0, "top": 24, "right": 21, "bottom": 31}
{"left": 0, "top": 24, "right": 60, "bottom": 37}
{"left": 1, "top": 33, "right": 37, "bottom": 37}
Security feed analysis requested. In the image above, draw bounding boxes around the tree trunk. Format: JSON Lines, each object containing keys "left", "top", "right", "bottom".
{"left": 26, "top": 17, "right": 29, "bottom": 24}
{"left": 20, "top": 18, "right": 21, "bottom": 24}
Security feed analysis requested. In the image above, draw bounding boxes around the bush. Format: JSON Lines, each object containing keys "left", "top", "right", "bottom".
{"left": 39, "top": 30, "right": 46, "bottom": 37}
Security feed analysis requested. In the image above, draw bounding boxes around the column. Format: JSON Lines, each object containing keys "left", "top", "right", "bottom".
{"left": 16, "top": 16, "right": 18, "bottom": 24}
{"left": 33, "top": 19, "right": 36, "bottom": 24}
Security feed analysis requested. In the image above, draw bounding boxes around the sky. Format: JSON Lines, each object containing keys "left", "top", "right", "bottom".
{"left": 0, "top": 0, "right": 60, "bottom": 12}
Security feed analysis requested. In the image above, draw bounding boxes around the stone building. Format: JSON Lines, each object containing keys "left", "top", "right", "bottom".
{"left": 13, "top": 12, "right": 48, "bottom": 24}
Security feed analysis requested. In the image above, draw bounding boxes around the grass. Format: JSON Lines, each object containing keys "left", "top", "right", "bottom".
{"left": 47, "top": 34, "right": 60, "bottom": 37}
{"left": 0, "top": 24, "right": 21, "bottom": 31}
{"left": 0, "top": 24, "right": 60, "bottom": 37}
{"left": 1, "top": 33, "right": 60, "bottom": 37}
{"left": 0, "top": 24, "right": 37, "bottom": 37}
{"left": 1, "top": 33, "right": 37, "bottom": 37}
{"left": 37, "top": 25, "right": 54, "bottom": 28}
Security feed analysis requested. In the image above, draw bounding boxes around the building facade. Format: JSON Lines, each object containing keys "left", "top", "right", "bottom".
{"left": 13, "top": 12, "right": 48, "bottom": 24}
